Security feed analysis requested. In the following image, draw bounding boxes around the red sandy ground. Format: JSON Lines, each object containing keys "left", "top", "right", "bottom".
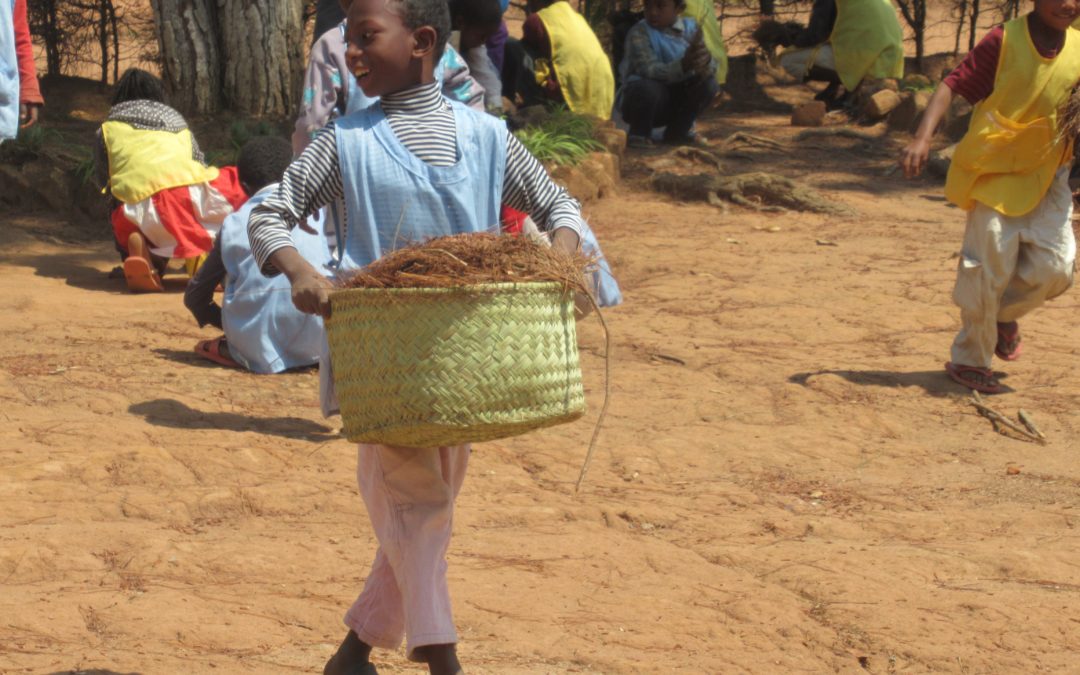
{"left": 5, "top": 9, "right": 1080, "bottom": 675}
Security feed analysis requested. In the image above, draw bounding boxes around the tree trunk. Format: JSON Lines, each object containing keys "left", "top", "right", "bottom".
{"left": 150, "top": 0, "right": 304, "bottom": 116}
{"left": 217, "top": 0, "right": 304, "bottom": 116}
{"left": 150, "top": 0, "right": 222, "bottom": 114}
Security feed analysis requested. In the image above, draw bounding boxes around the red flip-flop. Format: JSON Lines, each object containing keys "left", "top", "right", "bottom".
{"left": 195, "top": 337, "right": 240, "bottom": 368}
{"left": 123, "top": 256, "right": 164, "bottom": 293}
{"left": 945, "top": 362, "right": 1002, "bottom": 394}
{"left": 995, "top": 322, "right": 1023, "bottom": 361}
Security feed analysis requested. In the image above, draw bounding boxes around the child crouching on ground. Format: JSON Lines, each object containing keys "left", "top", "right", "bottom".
{"left": 617, "top": 0, "right": 717, "bottom": 147}
{"left": 94, "top": 69, "right": 247, "bottom": 292}
{"left": 900, "top": 0, "right": 1080, "bottom": 393}
{"left": 247, "top": 0, "right": 593, "bottom": 671}
{"left": 184, "top": 136, "right": 330, "bottom": 373}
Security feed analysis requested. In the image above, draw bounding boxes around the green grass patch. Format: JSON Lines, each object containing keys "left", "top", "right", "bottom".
{"left": 513, "top": 109, "right": 605, "bottom": 167}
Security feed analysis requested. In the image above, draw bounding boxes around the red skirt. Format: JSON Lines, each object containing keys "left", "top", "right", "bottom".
{"left": 112, "top": 166, "right": 247, "bottom": 259}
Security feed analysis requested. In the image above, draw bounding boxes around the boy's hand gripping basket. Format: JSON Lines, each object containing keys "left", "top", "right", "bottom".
{"left": 327, "top": 282, "right": 586, "bottom": 447}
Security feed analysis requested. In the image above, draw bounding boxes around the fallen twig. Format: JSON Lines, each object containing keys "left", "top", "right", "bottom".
{"left": 1018, "top": 409, "right": 1047, "bottom": 442}
{"left": 970, "top": 392, "right": 1045, "bottom": 443}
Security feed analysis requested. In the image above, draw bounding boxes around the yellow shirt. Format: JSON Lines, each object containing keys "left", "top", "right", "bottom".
{"left": 682, "top": 0, "right": 728, "bottom": 85}
{"left": 535, "top": 1, "right": 615, "bottom": 119}
{"left": 946, "top": 17, "right": 1080, "bottom": 216}
{"left": 830, "top": 0, "right": 904, "bottom": 90}
{"left": 102, "top": 121, "right": 218, "bottom": 204}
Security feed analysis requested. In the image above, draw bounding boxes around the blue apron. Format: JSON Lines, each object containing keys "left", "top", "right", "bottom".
{"left": 221, "top": 186, "right": 331, "bottom": 374}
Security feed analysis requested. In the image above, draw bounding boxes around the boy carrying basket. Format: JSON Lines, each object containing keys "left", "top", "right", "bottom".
{"left": 247, "top": 0, "right": 593, "bottom": 671}
{"left": 901, "top": 0, "right": 1080, "bottom": 394}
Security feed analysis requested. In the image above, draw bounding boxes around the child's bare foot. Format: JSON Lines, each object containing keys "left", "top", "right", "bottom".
{"left": 323, "top": 630, "right": 374, "bottom": 675}
{"left": 414, "top": 643, "right": 463, "bottom": 675}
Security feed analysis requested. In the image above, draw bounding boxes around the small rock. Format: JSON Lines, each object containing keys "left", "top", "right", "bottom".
{"left": 594, "top": 127, "right": 627, "bottom": 158}
{"left": 887, "top": 90, "right": 931, "bottom": 132}
{"left": 902, "top": 73, "right": 933, "bottom": 90}
{"left": 864, "top": 89, "right": 902, "bottom": 119}
{"left": 1006, "top": 466, "right": 1021, "bottom": 475}
{"left": 791, "top": 101, "right": 826, "bottom": 127}
{"left": 809, "top": 490, "right": 824, "bottom": 499}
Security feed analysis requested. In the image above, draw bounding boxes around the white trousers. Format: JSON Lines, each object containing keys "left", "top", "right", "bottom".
{"left": 950, "top": 168, "right": 1076, "bottom": 368}
{"left": 779, "top": 43, "right": 836, "bottom": 80}
{"left": 344, "top": 444, "right": 470, "bottom": 660}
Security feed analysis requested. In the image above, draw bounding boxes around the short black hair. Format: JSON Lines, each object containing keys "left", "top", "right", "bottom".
{"left": 448, "top": 0, "right": 503, "bottom": 27}
{"left": 236, "top": 136, "right": 293, "bottom": 193}
{"left": 113, "top": 68, "right": 165, "bottom": 106}
{"left": 391, "top": 0, "right": 451, "bottom": 58}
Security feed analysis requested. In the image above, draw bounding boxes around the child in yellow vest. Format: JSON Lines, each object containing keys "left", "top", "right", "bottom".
{"left": 900, "top": 1, "right": 1080, "bottom": 393}
{"left": 502, "top": 0, "right": 614, "bottom": 118}
{"left": 770, "top": 0, "right": 903, "bottom": 107}
{"left": 93, "top": 69, "right": 247, "bottom": 292}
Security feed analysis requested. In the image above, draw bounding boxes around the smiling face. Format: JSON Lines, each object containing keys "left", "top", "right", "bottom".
{"left": 1033, "top": 0, "right": 1080, "bottom": 31}
{"left": 345, "top": 0, "right": 436, "bottom": 97}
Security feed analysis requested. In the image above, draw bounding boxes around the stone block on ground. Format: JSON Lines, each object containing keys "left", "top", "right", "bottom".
{"left": 864, "top": 89, "right": 902, "bottom": 119}
{"left": 902, "top": 73, "right": 933, "bottom": 90}
{"left": 791, "top": 101, "right": 826, "bottom": 127}
{"left": 595, "top": 127, "right": 627, "bottom": 158}
{"left": 577, "top": 151, "right": 619, "bottom": 197}
{"left": 550, "top": 164, "right": 601, "bottom": 203}
{"left": 888, "top": 90, "right": 931, "bottom": 132}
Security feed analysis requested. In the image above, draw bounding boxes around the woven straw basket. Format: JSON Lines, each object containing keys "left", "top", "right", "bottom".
{"left": 327, "top": 282, "right": 586, "bottom": 447}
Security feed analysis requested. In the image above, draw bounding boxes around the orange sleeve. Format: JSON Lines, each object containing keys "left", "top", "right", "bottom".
{"left": 13, "top": 0, "right": 43, "bottom": 105}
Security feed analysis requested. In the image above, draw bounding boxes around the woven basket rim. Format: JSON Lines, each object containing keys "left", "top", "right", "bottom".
{"left": 330, "top": 281, "right": 571, "bottom": 298}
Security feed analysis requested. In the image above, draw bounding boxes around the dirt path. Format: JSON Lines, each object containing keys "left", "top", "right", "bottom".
{"left": 4, "top": 94, "right": 1080, "bottom": 674}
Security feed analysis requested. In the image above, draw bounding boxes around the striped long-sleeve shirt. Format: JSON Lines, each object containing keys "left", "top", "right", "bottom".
{"left": 249, "top": 81, "right": 584, "bottom": 274}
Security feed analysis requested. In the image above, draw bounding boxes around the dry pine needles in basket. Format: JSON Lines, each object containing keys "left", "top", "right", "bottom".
{"left": 329, "top": 233, "right": 610, "bottom": 491}
{"left": 340, "top": 232, "right": 592, "bottom": 293}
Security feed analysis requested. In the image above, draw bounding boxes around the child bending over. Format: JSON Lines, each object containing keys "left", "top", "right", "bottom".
{"left": 901, "top": 0, "right": 1080, "bottom": 393}
{"left": 618, "top": 0, "right": 718, "bottom": 147}
{"left": 185, "top": 136, "right": 330, "bottom": 373}
{"left": 248, "top": 0, "right": 597, "bottom": 671}
{"left": 94, "top": 69, "right": 247, "bottom": 292}
{"left": 502, "top": 0, "right": 615, "bottom": 119}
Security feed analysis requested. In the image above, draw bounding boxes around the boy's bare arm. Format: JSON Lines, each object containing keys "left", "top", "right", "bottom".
{"left": 900, "top": 83, "right": 955, "bottom": 179}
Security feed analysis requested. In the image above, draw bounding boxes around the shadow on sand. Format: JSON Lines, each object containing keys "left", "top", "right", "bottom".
{"left": 129, "top": 398, "right": 338, "bottom": 442}
{"left": 788, "top": 368, "right": 1012, "bottom": 397}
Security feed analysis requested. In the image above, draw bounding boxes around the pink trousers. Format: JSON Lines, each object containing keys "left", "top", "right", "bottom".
{"left": 344, "top": 444, "right": 470, "bottom": 660}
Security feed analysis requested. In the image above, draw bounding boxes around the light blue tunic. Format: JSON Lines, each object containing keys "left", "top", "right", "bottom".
{"left": 0, "top": 0, "right": 19, "bottom": 142}
{"left": 318, "top": 101, "right": 506, "bottom": 414}
{"left": 335, "top": 101, "right": 505, "bottom": 270}
{"left": 221, "top": 186, "right": 331, "bottom": 374}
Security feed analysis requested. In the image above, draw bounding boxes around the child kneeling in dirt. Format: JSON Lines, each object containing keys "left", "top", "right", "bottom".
{"left": 184, "top": 136, "right": 330, "bottom": 373}
{"left": 94, "top": 68, "right": 247, "bottom": 292}
{"left": 247, "top": 0, "right": 598, "bottom": 671}
{"left": 617, "top": 0, "right": 718, "bottom": 147}
{"left": 900, "top": 0, "right": 1080, "bottom": 393}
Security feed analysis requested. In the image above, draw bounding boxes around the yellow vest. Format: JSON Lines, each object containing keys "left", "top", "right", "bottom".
{"left": 830, "top": 0, "right": 904, "bottom": 90}
{"left": 101, "top": 120, "right": 219, "bottom": 204}
{"left": 535, "top": 1, "right": 615, "bottom": 119}
{"left": 946, "top": 18, "right": 1080, "bottom": 216}
{"left": 682, "top": 0, "right": 728, "bottom": 85}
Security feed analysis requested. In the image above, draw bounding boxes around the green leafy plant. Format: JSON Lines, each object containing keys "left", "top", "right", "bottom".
{"left": 513, "top": 109, "right": 605, "bottom": 166}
